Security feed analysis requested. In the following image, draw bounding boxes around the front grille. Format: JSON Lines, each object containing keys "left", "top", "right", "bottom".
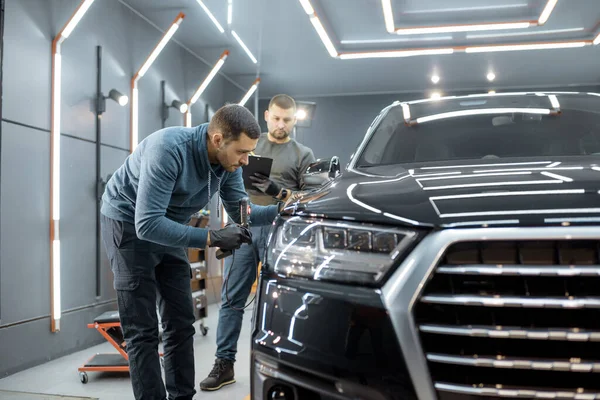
{"left": 414, "top": 240, "right": 600, "bottom": 399}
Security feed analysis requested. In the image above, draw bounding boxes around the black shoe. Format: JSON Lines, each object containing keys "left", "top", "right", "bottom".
{"left": 199, "top": 358, "right": 235, "bottom": 391}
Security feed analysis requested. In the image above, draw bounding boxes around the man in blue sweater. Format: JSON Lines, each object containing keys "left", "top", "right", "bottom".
{"left": 100, "top": 104, "right": 284, "bottom": 400}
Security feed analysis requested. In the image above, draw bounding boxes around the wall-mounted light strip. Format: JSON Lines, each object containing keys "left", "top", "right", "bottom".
{"left": 130, "top": 12, "right": 184, "bottom": 152}
{"left": 239, "top": 78, "right": 261, "bottom": 106}
{"left": 231, "top": 31, "right": 258, "bottom": 63}
{"left": 594, "top": 32, "right": 600, "bottom": 45}
{"left": 185, "top": 50, "right": 229, "bottom": 127}
{"left": 50, "top": 0, "right": 96, "bottom": 333}
{"left": 196, "top": 0, "right": 224, "bottom": 33}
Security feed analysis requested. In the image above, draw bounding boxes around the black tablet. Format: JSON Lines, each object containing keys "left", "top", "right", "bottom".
{"left": 242, "top": 155, "right": 274, "bottom": 189}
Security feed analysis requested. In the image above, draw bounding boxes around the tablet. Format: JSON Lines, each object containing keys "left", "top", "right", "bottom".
{"left": 242, "top": 155, "right": 274, "bottom": 190}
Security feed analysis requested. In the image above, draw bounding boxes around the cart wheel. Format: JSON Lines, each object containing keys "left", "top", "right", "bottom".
{"left": 200, "top": 324, "right": 209, "bottom": 336}
{"left": 79, "top": 372, "right": 88, "bottom": 384}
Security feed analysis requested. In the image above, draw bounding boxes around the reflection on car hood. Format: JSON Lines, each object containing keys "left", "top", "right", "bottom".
{"left": 294, "top": 157, "right": 600, "bottom": 228}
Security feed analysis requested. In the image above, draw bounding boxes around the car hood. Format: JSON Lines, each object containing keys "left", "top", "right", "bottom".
{"left": 294, "top": 157, "right": 600, "bottom": 228}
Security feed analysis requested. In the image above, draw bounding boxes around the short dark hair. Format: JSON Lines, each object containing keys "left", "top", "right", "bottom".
{"left": 208, "top": 104, "right": 261, "bottom": 141}
{"left": 268, "top": 94, "right": 296, "bottom": 112}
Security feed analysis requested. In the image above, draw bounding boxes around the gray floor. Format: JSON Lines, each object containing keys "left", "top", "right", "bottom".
{"left": 0, "top": 303, "right": 253, "bottom": 400}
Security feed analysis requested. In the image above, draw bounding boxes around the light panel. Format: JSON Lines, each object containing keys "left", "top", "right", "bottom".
{"left": 381, "top": 0, "right": 394, "bottom": 33}
{"left": 196, "top": 0, "right": 225, "bottom": 33}
{"left": 50, "top": 0, "right": 96, "bottom": 333}
{"left": 465, "top": 41, "right": 588, "bottom": 53}
{"left": 227, "top": 0, "right": 233, "bottom": 25}
{"left": 594, "top": 33, "right": 600, "bottom": 45}
{"left": 130, "top": 12, "right": 185, "bottom": 153}
{"left": 232, "top": 30, "right": 258, "bottom": 64}
{"left": 395, "top": 21, "right": 531, "bottom": 35}
{"left": 185, "top": 112, "right": 192, "bottom": 128}
{"left": 538, "top": 0, "right": 558, "bottom": 25}
{"left": 239, "top": 78, "right": 261, "bottom": 106}
{"left": 339, "top": 48, "right": 453, "bottom": 59}
{"left": 189, "top": 50, "right": 229, "bottom": 105}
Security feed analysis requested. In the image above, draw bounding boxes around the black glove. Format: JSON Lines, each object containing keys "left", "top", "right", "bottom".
{"left": 209, "top": 224, "right": 252, "bottom": 250}
{"left": 250, "top": 173, "right": 281, "bottom": 197}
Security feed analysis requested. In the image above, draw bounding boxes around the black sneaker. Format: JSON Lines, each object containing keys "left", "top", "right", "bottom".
{"left": 199, "top": 358, "right": 235, "bottom": 391}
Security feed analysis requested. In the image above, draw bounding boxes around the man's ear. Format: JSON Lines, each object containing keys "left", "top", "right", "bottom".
{"left": 212, "top": 131, "right": 224, "bottom": 148}
{"left": 264, "top": 109, "right": 269, "bottom": 122}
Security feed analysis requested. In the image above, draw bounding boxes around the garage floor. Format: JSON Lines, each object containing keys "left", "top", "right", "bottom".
{"left": 0, "top": 303, "right": 253, "bottom": 400}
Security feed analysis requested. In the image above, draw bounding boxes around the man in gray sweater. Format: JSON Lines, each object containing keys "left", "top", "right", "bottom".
{"left": 101, "top": 104, "right": 284, "bottom": 400}
{"left": 200, "top": 94, "right": 316, "bottom": 391}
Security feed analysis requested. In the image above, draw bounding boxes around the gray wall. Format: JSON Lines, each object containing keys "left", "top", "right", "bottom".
{"left": 0, "top": 0, "right": 243, "bottom": 377}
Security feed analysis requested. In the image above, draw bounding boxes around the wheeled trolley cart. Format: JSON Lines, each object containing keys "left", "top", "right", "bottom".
{"left": 77, "top": 310, "right": 165, "bottom": 384}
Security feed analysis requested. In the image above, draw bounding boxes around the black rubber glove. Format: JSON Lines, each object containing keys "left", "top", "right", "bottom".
{"left": 249, "top": 173, "right": 281, "bottom": 197}
{"left": 209, "top": 224, "right": 252, "bottom": 250}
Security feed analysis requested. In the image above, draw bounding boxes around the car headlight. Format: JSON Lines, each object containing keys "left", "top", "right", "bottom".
{"left": 264, "top": 216, "right": 418, "bottom": 285}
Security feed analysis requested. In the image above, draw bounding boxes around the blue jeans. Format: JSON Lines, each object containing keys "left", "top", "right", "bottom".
{"left": 215, "top": 225, "right": 269, "bottom": 362}
{"left": 101, "top": 215, "right": 196, "bottom": 400}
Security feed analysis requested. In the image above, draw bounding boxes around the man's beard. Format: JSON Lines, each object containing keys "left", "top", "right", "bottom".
{"left": 270, "top": 129, "right": 289, "bottom": 139}
{"left": 217, "top": 148, "right": 240, "bottom": 171}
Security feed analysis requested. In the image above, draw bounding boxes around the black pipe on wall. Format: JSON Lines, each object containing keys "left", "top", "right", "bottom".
{"left": 95, "top": 45, "right": 103, "bottom": 299}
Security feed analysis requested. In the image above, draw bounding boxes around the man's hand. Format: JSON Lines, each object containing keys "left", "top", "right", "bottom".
{"left": 249, "top": 173, "right": 281, "bottom": 197}
{"left": 208, "top": 224, "right": 252, "bottom": 250}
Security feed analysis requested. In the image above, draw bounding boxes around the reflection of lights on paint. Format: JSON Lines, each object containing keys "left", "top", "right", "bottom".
{"left": 273, "top": 336, "right": 281, "bottom": 344}
{"left": 272, "top": 291, "right": 279, "bottom": 299}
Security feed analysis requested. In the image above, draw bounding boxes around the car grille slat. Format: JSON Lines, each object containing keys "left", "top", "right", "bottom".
{"left": 419, "top": 324, "right": 600, "bottom": 341}
{"left": 414, "top": 239, "right": 600, "bottom": 398}
{"left": 427, "top": 353, "right": 600, "bottom": 373}
{"left": 435, "top": 383, "right": 600, "bottom": 399}
{"left": 437, "top": 264, "right": 600, "bottom": 277}
{"left": 421, "top": 295, "right": 600, "bottom": 308}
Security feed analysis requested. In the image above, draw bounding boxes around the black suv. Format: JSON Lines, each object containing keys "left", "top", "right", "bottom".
{"left": 250, "top": 92, "right": 600, "bottom": 400}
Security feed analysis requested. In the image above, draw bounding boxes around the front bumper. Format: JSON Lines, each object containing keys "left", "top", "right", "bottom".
{"left": 251, "top": 226, "right": 600, "bottom": 400}
{"left": 250, "top": 276, "right": 417, "bottom": 400}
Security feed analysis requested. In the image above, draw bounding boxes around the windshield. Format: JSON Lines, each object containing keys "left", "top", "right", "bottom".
{"left": 355, "top": 93, "right": 600, "bottom": 167}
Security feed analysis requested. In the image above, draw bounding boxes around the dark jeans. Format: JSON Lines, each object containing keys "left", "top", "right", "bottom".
{"left": 215, "top": 225, "right": 269, "bottom": 362}
{"left": 101, "top": 214, "right": 196, "bottom": 400}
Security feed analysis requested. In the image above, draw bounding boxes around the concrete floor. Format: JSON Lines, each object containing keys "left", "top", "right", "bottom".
{"left": 0, "top": 303, "right": 253, "bottom": 400}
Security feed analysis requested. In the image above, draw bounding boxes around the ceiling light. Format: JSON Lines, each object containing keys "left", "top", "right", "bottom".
{"left": 232, "top": 30, "right": 258, "bottom": 64}
{"left": 299, "top": 0, "right": 314, "bottom": 14}
{"left": 466, "top": 41, "right": 587, "bottom": 53}
{"left": 310, "top": 16, "right": 338, "bottom": 57}
{"left": 196, "top": 0, "right": 224, "bottom": 33}
{"left": 467, "top": 27, "right": 584, "bottom": 40}
{"left": 395, "top": 21, "right": 530, "bottom": 35}
{"left": 487, "top": 72, "right": 496, "bottom": 81}
{"left": 189, "top": 50, "right": 229, "bottom": 105}
{"left": 538, "top": 0, "right": 558, "bottom": 25}
{"left": 431, "top": 75, "right": 440, "bottom": 84}
{"left": 239, "top": 78, "right": 261, "bottom": 106}
{"left": 227, "top": 0, "right": 233, "bottom": 25}
{"left": 381, "top": 0, "right": 395, "bottom": 33}
{"left": 61, "top": 0, "right": 95, "bottom": 38}
{"left": 339, "top": 48, "right": 453, "bottom": 59}
{"left": 594, "top": 33, "right": 600, "bottom": 45}
{"left": 404, "top": 4, "right": 528, "bottom": 13}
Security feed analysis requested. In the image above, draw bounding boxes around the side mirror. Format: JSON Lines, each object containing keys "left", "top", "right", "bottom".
{"left": 303, "top": 157, "right": 340, "bottom": 187}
